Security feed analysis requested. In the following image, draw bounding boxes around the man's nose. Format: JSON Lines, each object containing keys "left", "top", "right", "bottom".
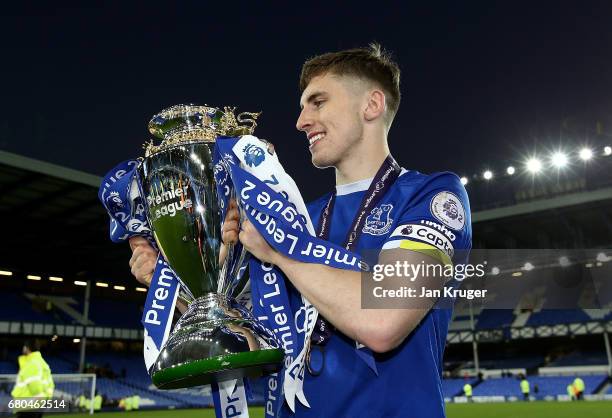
{"left": 296, "top": 108, "right": 312, "bottom": 132}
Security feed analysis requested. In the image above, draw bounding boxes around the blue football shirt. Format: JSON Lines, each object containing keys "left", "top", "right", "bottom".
{"left": 279, "top": 169, "right": 472, "bottom": 418}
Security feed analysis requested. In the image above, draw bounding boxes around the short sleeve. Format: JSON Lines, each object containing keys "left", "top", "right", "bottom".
{"left": 382, "top": 173, "right": 472, "bottom": 265}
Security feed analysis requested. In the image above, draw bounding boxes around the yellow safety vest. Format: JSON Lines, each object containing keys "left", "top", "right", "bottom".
{"left": 124, "top": 396, "right": 133, "bottom": 411}
{"left": 463, "top": 384, "right": 472, "bottom": 396}
{"left": 11, "top": 351, "right": 54, "bottom": 399}
{"left": 94, "top": 394, "right": 102, "bottom": 410}
{"left": 573, "top": 377, "right": 585, "bottom": 392}
{"left": 131, "top": 395, "right": 140, "bottom": 410}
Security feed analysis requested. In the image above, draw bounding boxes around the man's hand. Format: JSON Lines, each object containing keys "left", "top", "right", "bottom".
{"left": 222, "top": 199, "right": 240, "bottom": 245}
{"left": 239, "top": 218, "right": 279, "bottom": 264}
{"left": 220, "top": 198, "right": 280, "bottom": 264}
{"left": 128, "top": 236, "right": 189, "bottom": 313}
{"left": 128, "top": 236, "right": 158, "bottom": 287}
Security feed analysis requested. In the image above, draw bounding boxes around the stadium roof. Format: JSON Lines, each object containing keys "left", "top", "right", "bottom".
{"left": 0, "top": 150, "right": 129, "bottom": 282}
{"left": 472, "top": 187, "right": 612, "bottom": 223}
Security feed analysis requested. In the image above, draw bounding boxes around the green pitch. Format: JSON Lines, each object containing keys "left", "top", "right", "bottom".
{"left": 446, "top": 401, "right": 612, "bottom": 418}
{"left": 53, "top": 401, "right": 612, "bottom": 418}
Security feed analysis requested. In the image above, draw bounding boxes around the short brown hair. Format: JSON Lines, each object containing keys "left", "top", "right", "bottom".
{"left": 299, "top": 43, "right": 401, "bottom": 124}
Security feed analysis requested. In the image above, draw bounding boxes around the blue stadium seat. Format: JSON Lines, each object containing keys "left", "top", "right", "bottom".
{"left": 476, "top": 310, "right": 515, "bottom": 330}
{"left": 473, "top": 377, "right": 519, "bottom": 396}
{"left": 528, "top": 375, "right": 606, "bottom": 396}
{"left": 87, "top": 299, "right": 142, "bottom": 328}
{"left": 548, "top": 351, "right": 607, "bottom": 366}
{"left": 0, "top": 293, "right": 60, "bottom": 324}
{"left": 442, "top": 378, "right": 476, "bottom": 397}
{"left": 474, "top": 375, "right": 607, "bottom": 397}
{"left": 526, "top": 310, "right": 591, "bottom": 326}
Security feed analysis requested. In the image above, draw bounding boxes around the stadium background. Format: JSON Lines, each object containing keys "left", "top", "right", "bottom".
{"left": 1, "top": 2, "right": 612, "bottom": 417}
{"left": 0, "top": 130, "right": 611, "bottom": 417}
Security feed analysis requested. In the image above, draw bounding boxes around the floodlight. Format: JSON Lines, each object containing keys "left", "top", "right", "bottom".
{"left": 579, "top": 148, "right": 593, "bottom": 161}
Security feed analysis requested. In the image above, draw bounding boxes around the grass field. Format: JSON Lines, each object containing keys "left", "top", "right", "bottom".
{"left": 51, "top": 401, "right": 612, "bottom": 418}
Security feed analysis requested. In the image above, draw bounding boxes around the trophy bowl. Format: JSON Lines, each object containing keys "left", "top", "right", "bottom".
{"left": 138, "top": 105, "right": 284, "bottom": 389}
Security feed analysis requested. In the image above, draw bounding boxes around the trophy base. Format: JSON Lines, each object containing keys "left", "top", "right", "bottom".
{"left": 150, "top": 294, "right": 284, "bottom": 389}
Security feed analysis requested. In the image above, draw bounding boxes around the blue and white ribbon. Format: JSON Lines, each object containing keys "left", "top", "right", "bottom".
{"left": 99, "top": 160, "right": 182, "bottom": 371}
{"left": 212, "top": 380, "right": 250, "bottom": 418}
{"left": 141, "top": 256, "right": 181, "bottom": 370}
{"left": 99, "top": 159, "right": 150, "bottom": 242}
{"left": 215, "top": 136, "right": 363, "bottom": 415}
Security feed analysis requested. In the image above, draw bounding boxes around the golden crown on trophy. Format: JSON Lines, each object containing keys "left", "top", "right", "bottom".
{"left": 144, "top": 104, "right": 260, "bottom": 156}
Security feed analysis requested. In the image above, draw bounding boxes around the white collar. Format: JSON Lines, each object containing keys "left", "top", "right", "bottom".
{"left": 335, "top": 168, "right": 407, "bottom": 196}
{"left": 336, "top": 177, "right": 373, "bottom": 196}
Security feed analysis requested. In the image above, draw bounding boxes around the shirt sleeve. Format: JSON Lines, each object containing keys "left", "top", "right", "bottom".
{"left": 382, "top": 173, "right": 472, "bottom": 266}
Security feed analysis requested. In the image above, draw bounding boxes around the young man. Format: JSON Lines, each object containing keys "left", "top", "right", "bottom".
{"left": 130, "top": 44, "right": 471, "bottom": 417}
{"left": 235, "top": 44, "right": 471, "bottom": 417}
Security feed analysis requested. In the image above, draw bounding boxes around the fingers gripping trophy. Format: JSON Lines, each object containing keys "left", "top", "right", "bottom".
{"left": 139, "top": 104, "right": 283, "bottom": 389}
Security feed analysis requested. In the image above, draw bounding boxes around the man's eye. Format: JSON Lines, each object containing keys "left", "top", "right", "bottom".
{"left": 314, "top": 100, "right": 324, "bottom": 108}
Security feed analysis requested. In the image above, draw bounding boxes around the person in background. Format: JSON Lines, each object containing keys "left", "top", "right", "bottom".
{"left": 131, "top": 394, "right": 140, "bottom": 411}
{"left": 519, "top": 376, "right": 530, "bottom": 401}
{"left": 10, "top": 340, "right": 55, "bottom": 418}
{"left": 463, "top": 382, "right": 473, "bottom": 402}
{"left": 76, "top": 393, "right": 87, "bottom": 412}
{"left": 119, "top": 395, "right": 140, "bottom": 412}
{"left": 573, "top": 376, "right": 585, "bottom": 400}
{"left": 93, "top": 392, "right": 102, "bottom": 412}
{"left": 566, "top": 383, "right": 576, "bottom": 401}
{"left": 118, "top": 396, "right": 131, "bottom": 411}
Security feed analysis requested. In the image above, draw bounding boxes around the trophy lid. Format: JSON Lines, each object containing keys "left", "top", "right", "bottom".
{"left": 145, "top": 104, "right": 260, "bottom": 156}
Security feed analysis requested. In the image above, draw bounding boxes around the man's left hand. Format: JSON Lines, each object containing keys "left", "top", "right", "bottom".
{"left": 239, "top": 219, "right": 279, "bottom": 264}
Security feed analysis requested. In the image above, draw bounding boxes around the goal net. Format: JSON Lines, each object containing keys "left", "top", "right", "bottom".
{"left": 0, "top": 373, "right": 96, "bottom": 416}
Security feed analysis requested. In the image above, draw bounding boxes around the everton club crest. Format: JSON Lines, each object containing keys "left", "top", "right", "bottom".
{"left": 362, "top": 204, "right": 394, "bottom": 236}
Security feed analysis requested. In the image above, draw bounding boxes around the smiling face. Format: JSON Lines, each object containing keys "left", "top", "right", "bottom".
{"left": 296, "top": 73, "right": 367, "bottom": 169}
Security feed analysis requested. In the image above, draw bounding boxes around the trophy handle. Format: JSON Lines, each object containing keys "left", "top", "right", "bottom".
{"left": 237, "top": 111, "right": 261, "bottom": 132}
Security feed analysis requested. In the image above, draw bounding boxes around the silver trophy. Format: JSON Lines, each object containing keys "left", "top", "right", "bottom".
{"left": 138, "top": 104, "right": 283, "bottom": 389}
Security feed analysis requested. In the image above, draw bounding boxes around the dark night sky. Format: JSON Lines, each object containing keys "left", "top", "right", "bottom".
{"left": 2, "top": 1, "right": 612, "bottom": 201}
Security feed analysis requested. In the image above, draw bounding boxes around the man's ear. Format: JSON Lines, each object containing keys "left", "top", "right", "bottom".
{"left": 364, "top": 89, "right": 386, "bottom": 122}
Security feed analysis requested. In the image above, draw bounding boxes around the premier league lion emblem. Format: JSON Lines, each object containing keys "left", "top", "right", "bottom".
{"left": 362, "top": 204, "right": 394, "bottom": 236}
{"left": 243, "top": 144, "right": 266, "bottom": 167}
{"left": 443, "top": 199, "right": 459, "bottom": 220}
{"left": 400, "top": 225, "right": 413, "bottom": 235}
{"left": 430, "top": 191, "right": 466, "bottom": 230}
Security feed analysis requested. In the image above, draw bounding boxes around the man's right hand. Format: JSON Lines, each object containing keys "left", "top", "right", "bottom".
{"left": 128, "top": 236, "right": 158, "bottom": 287}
